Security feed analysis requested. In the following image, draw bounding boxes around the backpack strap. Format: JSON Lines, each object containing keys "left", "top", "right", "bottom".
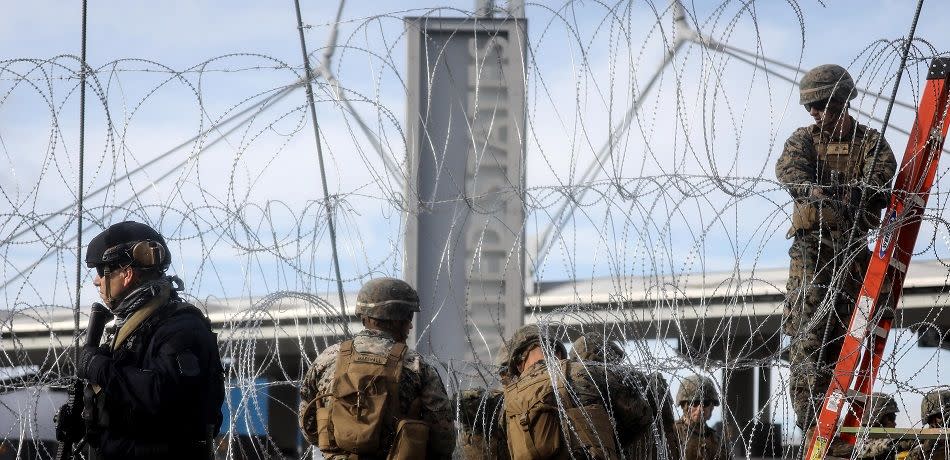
{"left": 331, "top": 340, "right": 356, "bottom": 399}
{"left": 384, "top": 342, "right": 408, "bottom": 421}
{"left": 385, "top": 342, "right": 407, "bottom": 379}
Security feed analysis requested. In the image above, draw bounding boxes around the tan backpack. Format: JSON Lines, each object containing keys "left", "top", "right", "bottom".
{"left": 504, "top": 360, "right": 619, "bottom": 460}
{"left": 307, "top": 340, "right": 429, "bottom": 458}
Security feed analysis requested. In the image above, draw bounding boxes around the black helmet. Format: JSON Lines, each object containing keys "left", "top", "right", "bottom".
{"left": 355, "top": 277, "right": 420, "bottom": 321}
{"left": 85, "top": 221, "right": 171, "bottom": 272}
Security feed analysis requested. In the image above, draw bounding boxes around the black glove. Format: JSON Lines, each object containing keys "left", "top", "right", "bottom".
{"left": 54, "top": 402, "right": 84, "bottom": 442}
{"left": 76, "top": 345, "right": 110, "bottom": 384}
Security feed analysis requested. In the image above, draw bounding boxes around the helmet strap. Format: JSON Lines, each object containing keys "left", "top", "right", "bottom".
{"left": 103, "top": 266, "right": 114, "bottom": 307}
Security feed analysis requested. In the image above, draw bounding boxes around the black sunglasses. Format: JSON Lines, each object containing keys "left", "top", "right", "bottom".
{"left": 804, "top": 99, "right": 841, "bottom": 112}
{"left": 689, "top": 400, "right": 715, "bottom": 408}
{"left": 95, "top": 264, "right": 128, "bottom": 277}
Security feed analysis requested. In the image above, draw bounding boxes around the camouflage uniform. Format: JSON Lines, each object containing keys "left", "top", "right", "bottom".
{"left": 503, "top": 324, "right": 648, "bottom": 459}
{"left": 298, "top": 278, "right": 456, "bottom": 459}
{"left": 850, "top": 393, "right": 916, "bottom": 460}
{"left": 674, "top": 375, "right": 731, "bottom": 460}
{"left": 299, "top": 329, "right": 455, "bottom": 459}
{"left": 906, "top": 389, "right": 950, "bottom": 460}
{"left": 458, "top": 340, "right": 514, "bottom": 460}
{"left": 907, "top": 442, "right": 949, "bottom": 460}
{"left": 777, "top": 64, "right": 897, "bottom": 429}
{"left": 674, "top": 420, "right": 731, "bottom": 460}
{"left": 572, "top": 333, "right": 680, "bottom": 460}
{"left": 457, "top": 388, "right": 509, "bottom": 460}
{"left": 571, "top": 332, "right": 625, "bottom": 364}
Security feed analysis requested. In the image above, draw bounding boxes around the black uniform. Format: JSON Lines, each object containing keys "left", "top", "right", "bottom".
{"left": 82, "top": 280, "right": 224, "bottom": 460}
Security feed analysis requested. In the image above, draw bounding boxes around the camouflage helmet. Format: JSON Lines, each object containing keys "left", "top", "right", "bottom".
{"left": 355, "top": 277, "right": 420, "bottom": 321}
{"left": 506, "top": 324, "right": 567, "bottom": 376}
{"left": 861, "top": 392, "right": 899, "bottom": 426}
{"left": 799, "top": 64, "right": 857, "bottom": 106}
{"left": 921, "top": 388, "right": 950, "bottom": 424}
{"left": 495, "top": 341, "right": 511, "bottom": 377}
{"left": 571, "top": 332, "right": 625, "bottom": 364}
{"left": 676, "top": 374, "right": 720, "bottom": 406}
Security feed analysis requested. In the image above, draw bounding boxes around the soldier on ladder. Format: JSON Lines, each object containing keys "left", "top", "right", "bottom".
{"left": 799, "top": 56, "right": 950, "bottom": 459}
{"left": 776, "top": 63, "right": 897, "bottom": 436}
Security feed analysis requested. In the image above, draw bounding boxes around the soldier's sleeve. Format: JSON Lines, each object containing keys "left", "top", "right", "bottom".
{"left": 300, "top": 345, "right": 339, "bottom": 403}
{"left": 418, "top": 360, "right": 457, "bottom": 459}
{"left": 776, "top": 127, "right": 819, "bottom": 199}
{"left": 857, "top": 438, "right": 897, "bottom": 458}
{"left": 861, "top": 128, "right": 898, "bottom": 209}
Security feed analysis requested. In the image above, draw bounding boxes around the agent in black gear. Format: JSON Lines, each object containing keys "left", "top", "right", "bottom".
{"left": 67, "top": 221, "right": 224, "bottom": 460}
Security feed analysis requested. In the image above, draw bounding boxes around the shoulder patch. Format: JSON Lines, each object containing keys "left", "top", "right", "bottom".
{"left": 176, "top": 351, "right": 201, "bottom": 377}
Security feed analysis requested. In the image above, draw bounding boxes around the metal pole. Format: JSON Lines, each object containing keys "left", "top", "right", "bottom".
{"left": 74, "top": 0, "right": 89, "bottom": 371}
{"left": 292, "top": 0, "right": 349, "bottom": 327}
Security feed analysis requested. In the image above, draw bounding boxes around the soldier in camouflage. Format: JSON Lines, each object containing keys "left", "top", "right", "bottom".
{"left": 776, "top": 64, "right": 897, "bottom": 430}
{"left": 456, "top": 342, "right": 511, "bottom": 460}
{"left": 850, "top": 393, "right": 916, "bottom": 460}
{"left": 674, "top": 375, "right": 731, "bottom": 460}
{"left": 572, "top": 332, "right": 680, "bottom": 460}
{"left": 503, "top": 324, "right": 649, "bottom": 459}
{"left": 297, "top": 277, "right": 456, "bottom": 459}
{"left": 457, "top": 341, "right": 511, "bottom": 460}
{"left": 457, "top": 387, "right": 509, "bottom": 460}
{"left": 906, "top": 388, "right": 950, "bottom": 460}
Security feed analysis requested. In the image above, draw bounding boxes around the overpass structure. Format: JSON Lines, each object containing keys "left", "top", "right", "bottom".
{"left": 2, "top": 261, "right": 948, "bottom": 455}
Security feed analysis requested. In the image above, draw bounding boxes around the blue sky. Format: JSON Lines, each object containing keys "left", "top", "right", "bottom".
{"left": 3, "top": 0, "right": 950, "bottom": 435}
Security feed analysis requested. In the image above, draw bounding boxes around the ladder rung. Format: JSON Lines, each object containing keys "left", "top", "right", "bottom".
{"left": 846, "top": 389, "right": 868, "bottom": 401}
{"left": 906, "top": 194, "right": 926, "bottom": 208}
{"left": 839, "top": 427, "right": 950, "bottom": 440}
{"left": 873, "top": 326, "right": 888, "bottom": 338}
{"left": 889, "top": 258, "right": 908, "bottom": 273}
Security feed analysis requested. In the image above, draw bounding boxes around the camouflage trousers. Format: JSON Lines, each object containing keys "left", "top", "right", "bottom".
{"left": 784, "top": 230, "right": 870, "bottom": 429}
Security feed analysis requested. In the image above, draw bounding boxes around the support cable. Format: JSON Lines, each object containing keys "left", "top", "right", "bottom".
{"left": 0, "top": 83, "right": 302, "bottom": 249}
{"left": 533, "top": 2, "right": 689, "bottom": 274}
{"left": 0, "top": 85, "right": 300, "bottom": 293}
{"left": 533, "top": 0, "right": 936, "bottom": 272}
{"left": 293, "top": 0, "right": 349, "bottom": 332}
